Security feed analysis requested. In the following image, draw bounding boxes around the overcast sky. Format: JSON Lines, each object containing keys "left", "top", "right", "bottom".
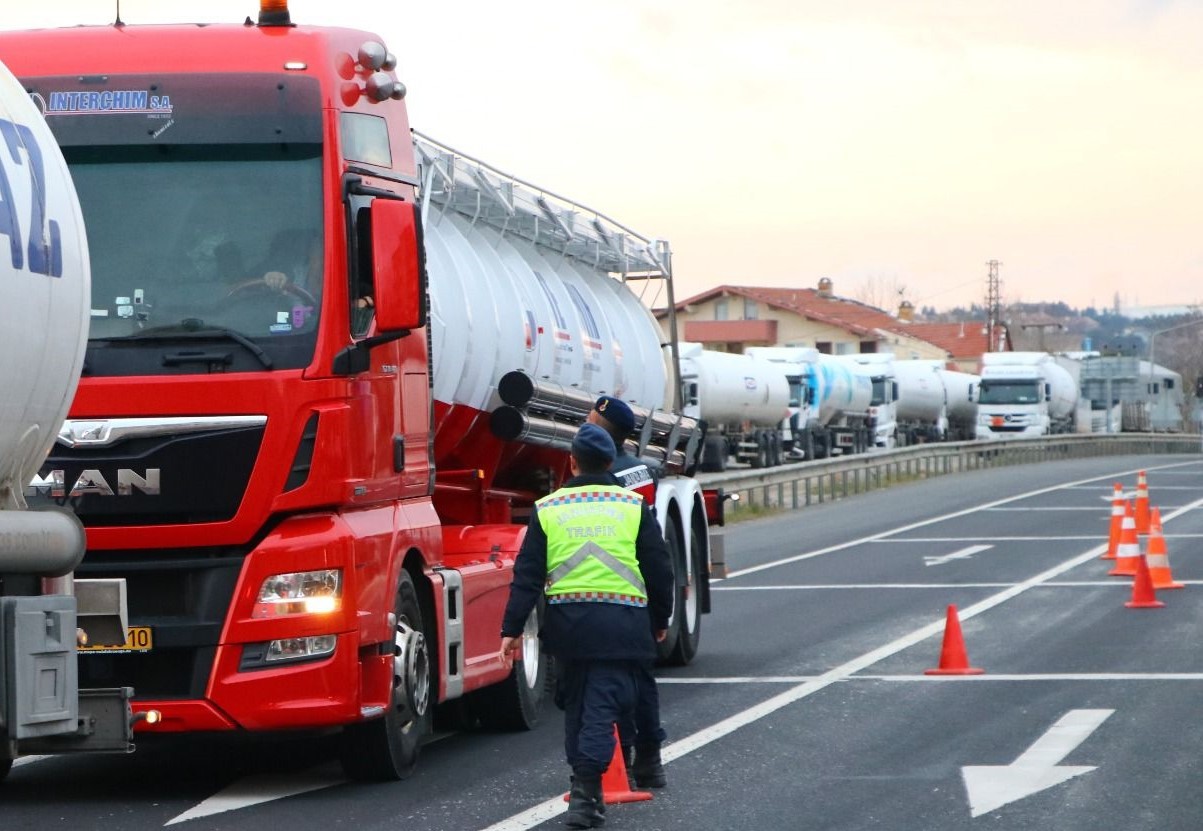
{"left": 4, "top": 1, "right": 1201, "bottom": 314}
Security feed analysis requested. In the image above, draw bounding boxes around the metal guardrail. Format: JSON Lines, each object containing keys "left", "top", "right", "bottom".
{"left": 698, "top": 433, "right": 1203, "bottom": 515}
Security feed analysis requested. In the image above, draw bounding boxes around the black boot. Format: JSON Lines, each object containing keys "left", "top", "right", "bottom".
{"left": 622, "top": 745, "right": 635, "bottom": 784}
{"left": 631, "top": 743, "right": 666, "bottom": 788}
{"left": 565, "top": 774, "right": 605, "bottom": 827}
{"left": 565, "top": 773, "right": 605, "bottom": 828}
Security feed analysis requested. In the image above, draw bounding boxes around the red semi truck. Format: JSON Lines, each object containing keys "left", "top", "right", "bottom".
{"left": 0, "top": 1, "right": 719, "bottom": 780}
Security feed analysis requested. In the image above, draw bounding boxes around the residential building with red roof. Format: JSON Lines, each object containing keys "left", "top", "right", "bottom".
{"left": 656, "top": 280, "right": 960, "bottom": 361}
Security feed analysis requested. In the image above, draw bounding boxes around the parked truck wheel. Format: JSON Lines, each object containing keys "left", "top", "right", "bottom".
{"left": 752, "top": 433, "right": 770, "bottom": 468}
{"left": 657, "top": 520, "right": 702, "bottom": 666}
{"left": 474, "top": 604, "right": 546, "bottom": 730}
{"left": 667, "top": 523, "right": 704, "bottom": 665}
{"left": 339, "top": 570, "right": 432, "bottom": 781}
{"left": 700, "top": 435, "right": 727, "bottom": 472}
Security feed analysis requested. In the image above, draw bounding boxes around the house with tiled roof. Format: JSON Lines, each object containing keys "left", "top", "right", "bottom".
{"left": 904, "top": 321, "right": 1011, "bottom": 373}
{"left": 656, "top": 280, "right": 952, "bottom": 360}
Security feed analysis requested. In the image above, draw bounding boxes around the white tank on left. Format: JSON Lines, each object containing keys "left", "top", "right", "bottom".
{"left": 0, "top": 60, "right": 90, "bottom": 508}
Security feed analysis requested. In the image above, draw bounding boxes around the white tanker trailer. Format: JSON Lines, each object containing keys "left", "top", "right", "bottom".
{"left": 741, "top": 347, "right": 875, "bottom": 461}
{"left": 0, "top": 61, "right": 134, "bottom": 780}
{"left": 893, "top": 360, "right": 980, "bottom": 443}
{"left": 678, "top": 344, "right": 791, "bottom": 470}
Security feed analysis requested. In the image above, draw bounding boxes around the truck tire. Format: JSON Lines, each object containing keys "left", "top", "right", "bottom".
{"left": 657, "top": 520, "right": 702, "bottom": 666}
{"left": 700, "top": 435, "right": 727, "bottom": 472}
{"left": 339, "top": 570, "right": 432, "bottom": 781}
{"left": 751, "top": 433, "right": 769, "bottom": 469}
{"left": 667, "top": 523, "right": 704, "bottom": 665}
{"left": 474, "top": 605, "right": 546, "bottom": 730}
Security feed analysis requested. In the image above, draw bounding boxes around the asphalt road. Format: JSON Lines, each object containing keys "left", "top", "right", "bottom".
{"left": 5, "top": 453, "right": 1203, "bottom": 830}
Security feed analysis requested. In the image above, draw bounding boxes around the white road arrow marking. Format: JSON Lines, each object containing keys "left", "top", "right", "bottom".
{"left": 165, "top": 765, "right": 346, "bottom": 825}
{"left": 924, "top": 544, "right": 992, "bottom": 567}
{"left": 961, "top": 708, "right": 1113, "bottom": 818}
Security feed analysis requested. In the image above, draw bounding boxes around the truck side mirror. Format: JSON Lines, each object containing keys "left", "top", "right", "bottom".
{"left": 370, "top": 199, "right": 426, "bottom": 332}
{"left": 1045, "top": 382, "right": 1051, "bottom": 402}
{"left": 967, "top": 383, "right": 975, "bottom": 402}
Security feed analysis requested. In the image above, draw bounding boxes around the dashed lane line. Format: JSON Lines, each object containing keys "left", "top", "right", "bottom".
{"left": 713, "top": 580, "right": 1197, "bottom": 590}
{"left": 659, "top": 673, "right": 1203, "bottom": 684}
{"left": 479, "top": 470, "right": 1203, "bottom": 831}
{"left": 719, "top": 460, "right": 1199, "bottom": 582}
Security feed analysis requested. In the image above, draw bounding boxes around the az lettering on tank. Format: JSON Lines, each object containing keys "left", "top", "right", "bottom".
{"left": 0, "top": 116, "right": 62, "bottom": 277}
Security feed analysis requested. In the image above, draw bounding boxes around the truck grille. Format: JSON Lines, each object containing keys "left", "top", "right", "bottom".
{"left": 76, "top": 547, "right": 245, "bottom": 699}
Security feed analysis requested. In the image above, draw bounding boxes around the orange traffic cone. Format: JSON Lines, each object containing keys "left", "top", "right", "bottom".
{"left": 925, "top": 605, "right": 983, "bottom": 675}
{"left": 1134, "top": 470, "right": 1151, "bottom": 535}
{"left": 1125, "top": 551, "right": 1165, "bottom": 609}
{"left": 1101, "top": 483, "right": 1124, "bottom": 561}
{"left": 1146, "top": 508, "right": 1183, "bottom": 590}
{"left": 1108, "top": 502, "right": 1139, "bottom": 577}
{"left": 562, "top": 725, "right": 652, "bottom": 806}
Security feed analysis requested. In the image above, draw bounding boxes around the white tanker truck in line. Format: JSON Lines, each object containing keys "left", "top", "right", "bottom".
{"left": 679, "top": 345, "right": 792, "bottom": 469}
{"left": 684, "top": 346, "right": 875, "bottom": 470}
{"left": 975, "top": 352, "right": 1080, "bottom": 439}
{"left": 892, "top": 360, "right": 981, "bottom": 443}
{"left": 0, "top": 60, "right": 135, "bottom": 780}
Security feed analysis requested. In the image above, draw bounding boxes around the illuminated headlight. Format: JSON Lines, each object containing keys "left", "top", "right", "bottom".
{"left": 240, "top": 634, "right": 337, "bottom": 670}
{"left": 253, "top": 569, "right": 342, "bottom": 618}
{"left": 266, "top": 635, "right": 337, "bottom": 662}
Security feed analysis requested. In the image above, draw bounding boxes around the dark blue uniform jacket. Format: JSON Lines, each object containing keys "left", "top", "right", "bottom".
{"left": 500, "top": 473, "right": 674, "bottom": 662}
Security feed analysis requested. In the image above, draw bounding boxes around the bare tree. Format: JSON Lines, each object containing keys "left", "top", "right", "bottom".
{"left": 852, "top": 274, "right": 907, "bottom": 313}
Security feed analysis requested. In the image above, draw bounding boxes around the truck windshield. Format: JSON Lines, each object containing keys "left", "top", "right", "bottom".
{"left": 68, "top": 146, "right": 323, "bottom": 373}
{"left": 870, "top": 377, "right": 889, "bottom": 406}
{"left": 978, "top": 380, "right": 1042, "bottom": 405}
{"left": 24, "top": 72, "right": 325, "bottom": 374}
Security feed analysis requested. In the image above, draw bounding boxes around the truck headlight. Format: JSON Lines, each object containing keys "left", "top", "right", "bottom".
{"left": 252, "top": 569, "right": 342, "bottom": 618}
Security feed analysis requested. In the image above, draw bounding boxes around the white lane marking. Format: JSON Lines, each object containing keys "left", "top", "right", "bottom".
{"left": 482, "top": 543, "right": 1117, "bottom": 830}
{"left": 924, "top": 544, "right": 992, "bottom": 566}
{"left": 712, "top": 581, "right": 1151, "bottom": 590}
{"left": 722, "top": 458, "right": 1203, "bottom": 582}
{"left": 480, "top": 482, "right": 1203, "bottom": 831}
{"left": 659, "top": 673, "right": 1203, "bottom": 684}
{"left": 874, "top": 535, "right": 1203, "bottom": 542}
{"left": 11, "top": 755, "right": 47, "bottom": 768}
{"left": 984, "top": 506, "right": 1145, "bottom": 511}
{"left": 874, "top": 536, "right": 1100, "bottom": 542}
{"left": 722, "top": 462, "right": 1184, "bottom": 581}
{"left": 165, "top": 766, "right": 347, "bottom": 825}
{"left": 962, "top": 709, "right": 1113, "bottom": 818}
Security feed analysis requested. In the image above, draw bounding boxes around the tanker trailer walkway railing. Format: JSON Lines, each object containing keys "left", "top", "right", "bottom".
{"left": 698, "top": 433, "right": 1203, "bottom": 517}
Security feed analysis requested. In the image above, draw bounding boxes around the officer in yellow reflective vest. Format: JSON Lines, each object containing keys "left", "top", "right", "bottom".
{"left": 587, "top": 395, "right": 668, "bottom": 789}
{"left": 499, "top": 423, "right": 673, "bottom": 829}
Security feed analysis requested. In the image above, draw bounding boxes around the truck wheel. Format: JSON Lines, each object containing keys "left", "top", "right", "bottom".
{"left": 474, "top": 605, "right": 546, "bottom": 730}
{"left": 667, "top": 523, "right": 704, "bottom": 665}
{"left": 340, "top": 570, "right": 432, "bottom": 781}
{"left": 701, "top": 435, "right": 727, "bottom": 472}
{"left": 655, "top": 521, "right": 685, "bottom": 665}
{"left": 751, "top": 434, "right": 769, "bottom": 469}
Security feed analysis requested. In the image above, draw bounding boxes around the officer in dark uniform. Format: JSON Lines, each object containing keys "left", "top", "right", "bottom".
{"left": 499, "top": 423, "right": 673, "bottom": 828}
{"left": 587, "top": 395, "right": 668, "bottom": 789}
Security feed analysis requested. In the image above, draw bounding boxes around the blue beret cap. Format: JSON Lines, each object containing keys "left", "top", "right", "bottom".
{"left": 594, "top": 395, "right": 635, "bottom": 434}
{"left": 572, "top": 423, "right": 616, "bottom": 464}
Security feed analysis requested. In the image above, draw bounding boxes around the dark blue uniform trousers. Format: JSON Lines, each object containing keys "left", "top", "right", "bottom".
{"left": 620, "top": 662, "right": 667, "bottom": 748}
{"left": 557, "top": 659, "right": 640, "bottom": 776}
